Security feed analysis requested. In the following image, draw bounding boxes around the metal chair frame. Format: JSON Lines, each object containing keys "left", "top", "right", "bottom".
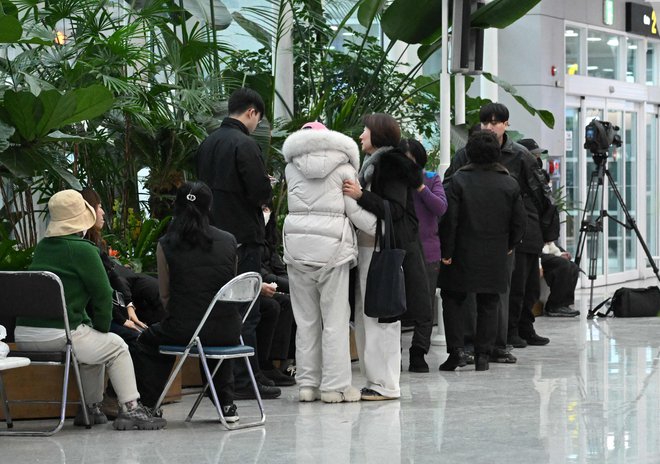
{"left": 0, "top": 271, "right": 90, "bottom": 436}
{"left": 153, "top": 272, "right": 265, "bottom": 430}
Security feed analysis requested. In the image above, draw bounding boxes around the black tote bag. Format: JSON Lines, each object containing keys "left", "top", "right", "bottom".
{"left": 364, "top": 199, "right": 407, "bottom": 318}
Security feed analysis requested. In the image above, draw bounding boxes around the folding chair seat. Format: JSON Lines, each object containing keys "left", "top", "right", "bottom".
{"left": 0, "top": 357, "right": 31, "bottom": 429}
{"left": 0, "top": 271, "right": 90, "bottom": 436}
{"left": 153, "top": 272, "right": 265, "bottom": 430}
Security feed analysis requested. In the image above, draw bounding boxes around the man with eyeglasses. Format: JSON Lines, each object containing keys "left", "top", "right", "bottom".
{"left": 196, "top": 87, "right": 281, "bottom": 400}
{"left": 444, "top": 102, "right": 554, "bottom": 365}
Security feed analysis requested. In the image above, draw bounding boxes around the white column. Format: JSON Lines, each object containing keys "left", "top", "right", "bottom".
{"left": 273, "top": 1, "right": 294, "bottom": 122}
{"left": 438, "top": 0, "right": 451, "bottom": 177}
{"left": 480, "top": 27, "right": 498, "bottom": 102}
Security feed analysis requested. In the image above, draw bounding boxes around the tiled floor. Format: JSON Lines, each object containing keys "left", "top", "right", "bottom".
{"left": 2, "top": 279, "right": 660, "bottom": 463}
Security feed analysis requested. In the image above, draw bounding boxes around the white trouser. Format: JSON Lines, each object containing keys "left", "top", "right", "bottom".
{"left": 354, "top": 246, "right": 401, "bottom": 398}
{"left": 16, "top": 324, "right": 139, "bottom": 404}
{"left": 288, "top": 262, "right": 353, "bottom": 393}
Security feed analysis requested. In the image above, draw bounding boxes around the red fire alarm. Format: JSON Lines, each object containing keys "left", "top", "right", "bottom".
{"left": 551, "top": 65, "right": 557, "bottom": 76}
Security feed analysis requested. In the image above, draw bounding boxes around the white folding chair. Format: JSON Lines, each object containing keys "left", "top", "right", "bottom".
{"left": 153, "top": 272, "right": 265, "bottom": 430}
{"left": 0, "top": 271, "right": 90, "bottom": 436}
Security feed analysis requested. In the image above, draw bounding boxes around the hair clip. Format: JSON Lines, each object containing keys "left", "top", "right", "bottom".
{"left": 186, "top": 193, "right": 196, "bottom": 202}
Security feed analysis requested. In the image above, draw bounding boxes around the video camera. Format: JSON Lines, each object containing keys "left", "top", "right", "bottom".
{"left": 584, "top": 118, "right": 622, "bottom": 157}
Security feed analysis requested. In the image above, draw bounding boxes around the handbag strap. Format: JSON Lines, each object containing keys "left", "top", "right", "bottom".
{"left": 374, "top": 199, "right": 395, "bottom": 251}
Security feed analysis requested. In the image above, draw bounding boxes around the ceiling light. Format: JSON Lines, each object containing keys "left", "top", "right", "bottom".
{"left": 587, "top": 37, "right": 602, "bottom": 42}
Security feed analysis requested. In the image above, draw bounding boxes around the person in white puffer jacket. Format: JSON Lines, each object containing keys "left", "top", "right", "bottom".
{"left": 283, "top": 121, "right": 376, "bottom": 403}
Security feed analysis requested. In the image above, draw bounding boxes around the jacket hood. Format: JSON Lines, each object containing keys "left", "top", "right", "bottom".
{"left": 282, "top": 129, "right": 359, "bottom": 179}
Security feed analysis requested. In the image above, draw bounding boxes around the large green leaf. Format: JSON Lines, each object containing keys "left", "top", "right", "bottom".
{"left": 0, "top": 15, "right": 21, "bottom": 43}
{"left": 4, "top": 90, "right": 38, "bottom": 141}
{"left": 384, "top": 0, "right": 540, "bottom": 46}
{"left": 482, "top": 72, "right": 555, "bottom": 129}
{"left": 381, "top": 0, "right": 441, "bottom": 44}
{"left": 182, "top": 0, "right": 232, "bottom": 31}
{"left": 232, "top": 11, "right": 271, "bottom": 49}
{"left": 35, "top": 89, "right": 75, "bottom": 137}
{"left": 471, "top": 0, "right": 541, "bottom": 29}
{"left": 357, "top": 0, "right": 386, "bottom": 29}
{"left": 59, "top": 84, "right": 114, "bottom": 126}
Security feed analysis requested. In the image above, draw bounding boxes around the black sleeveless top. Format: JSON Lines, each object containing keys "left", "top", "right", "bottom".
{"left": 159, "top": 226, "right": 241, "bottom": 343}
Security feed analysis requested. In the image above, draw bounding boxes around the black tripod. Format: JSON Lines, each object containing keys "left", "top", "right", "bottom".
{"left": 573, "top": 154, "right": 660, "bottom": 318}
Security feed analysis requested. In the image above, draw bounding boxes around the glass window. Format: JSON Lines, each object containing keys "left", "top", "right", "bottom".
{"left": 565, "top": 26, "right": 581, "bottom": 75}
{"left": 587, "top": 30, "right": 620, "bottom": 80}
{"left": 626, "top": 37, "right": 640, "bottom": 83}
{"left": 648, "top": 42, "right": 658, "bottom": 86}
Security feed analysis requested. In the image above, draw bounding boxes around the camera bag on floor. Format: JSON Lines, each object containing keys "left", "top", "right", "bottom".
{"left": 592, "top": 286, "right": 660, "bottom": 317}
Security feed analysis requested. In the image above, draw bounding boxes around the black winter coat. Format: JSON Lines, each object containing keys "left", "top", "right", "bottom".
{"left": 196, "top": 118, "right": 272, "bottom": 245}
{"left": 446, "top": 134, "right": 547, "bottom": 255}
{"left": 439, "top": 163, "right": 526, "bottom": 293}
{"left": 357, "top": 148, "right": 430, "bottom": 322}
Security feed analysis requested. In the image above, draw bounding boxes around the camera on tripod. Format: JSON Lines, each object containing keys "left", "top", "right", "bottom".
{"left": 584, "top": 119, "right": 622, "bottom": 156}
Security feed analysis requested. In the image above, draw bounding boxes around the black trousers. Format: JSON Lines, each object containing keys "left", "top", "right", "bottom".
{"left": 131, "top": 317, "right": 240, "bottom": 408}
{"left": 402, "top": 241, "right": 432, "bottom": 353}
{"left": 233, "top": 244, "right": 263, "bottom": 389}
{"left": 256, "top": 293, "right": 294, "bottom": 369}
{"left": 408, "top": 260, "right": 438, "bottom": 354}
{"left": 442, "top": 289, "right": 499, "bottom": 354}
{"left": 508, "top": 251, "right": 540, "bottom": 339}
{"left": 463, "top": 253, "right": 513, "bottom": 349}
{"left": 541, "top": 254, "right": 579, "bottom": 310}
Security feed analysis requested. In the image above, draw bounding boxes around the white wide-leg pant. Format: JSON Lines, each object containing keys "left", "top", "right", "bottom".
{"left": 354, "top": 246, "right": 401, "bottom": 398}
{"left": 288, "top": 262, "right": 353, "bottom": 393}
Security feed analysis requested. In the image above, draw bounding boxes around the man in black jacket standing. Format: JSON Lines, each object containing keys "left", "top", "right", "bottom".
{"left": 445, "top": 103, "right": 554, "bottom": 362}
{"left": 196, "top": 87, "right": 280, "bottom": 399}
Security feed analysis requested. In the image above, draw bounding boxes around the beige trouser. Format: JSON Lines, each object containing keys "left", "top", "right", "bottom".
{"left": 354, "top": 246, "right": 401, "bottom": 398}
{"left": 288, "top": 262, "right": 353, "bottom": 393}
{"left": 16, "top": 324, "right": 139, "bottom": 405}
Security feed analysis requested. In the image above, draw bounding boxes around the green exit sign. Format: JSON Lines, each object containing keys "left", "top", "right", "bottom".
{"left": 604, "top": 0, "right": 614, "bottom": 25}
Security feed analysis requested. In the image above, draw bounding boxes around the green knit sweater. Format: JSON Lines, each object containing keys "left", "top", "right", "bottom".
{"left": 18, "top": 234, "right": 113, "bottom": 332}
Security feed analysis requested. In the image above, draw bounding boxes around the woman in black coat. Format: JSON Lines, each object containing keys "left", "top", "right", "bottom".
{"left": 439, "top": 131, "right": 526, "bottom": 371}
{"left": 343, "top": 113, "right": 431, "bottom": 400}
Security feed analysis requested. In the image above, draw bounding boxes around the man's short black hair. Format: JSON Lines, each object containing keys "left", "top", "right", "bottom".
{"left": 479, "top": 102, "right": 509, "bottom": 124}
{"left": 228, "top": 87, "right": 265, "bottom": 118}
{"left": 466, "top": 131, "right": 502, "bottom": 164}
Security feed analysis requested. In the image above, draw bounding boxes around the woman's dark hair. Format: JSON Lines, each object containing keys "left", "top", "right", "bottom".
{"left": 80, "top": 187, "right": 106, "bottom": 251}
{"left": 466, "top": 131, "right": 502, "bottom": 164}
{"left": 165, "top": 181, "right": 213, "bottom": 250}
{"left": 362, "top": 113, "right": 401, "bottom": 148}
{"left": 399, "top": 138, "right": 427, "bottom": 168}
{"left": 479, "top": 102, "right": 509, "bottom": 124}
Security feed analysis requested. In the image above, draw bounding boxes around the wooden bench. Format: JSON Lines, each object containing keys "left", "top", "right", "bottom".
{"left": 0, "top": 344, "right": 182, "bottom": 420}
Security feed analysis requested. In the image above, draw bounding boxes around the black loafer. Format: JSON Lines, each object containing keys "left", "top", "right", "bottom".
{"left": 523, "top": 333, "right": 550, "bottom": 346}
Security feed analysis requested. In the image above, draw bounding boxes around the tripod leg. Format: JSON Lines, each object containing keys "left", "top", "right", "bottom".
{"left": 575, "top": 166, "right": 605, "bottom": 268}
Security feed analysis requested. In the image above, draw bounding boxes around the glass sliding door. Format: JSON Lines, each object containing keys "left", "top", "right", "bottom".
{"left": 565, "top": 107, "right": 581, "bottom": 254}
{"left": 646, "top": 113, "right": 659, "bottom": 269}
{"left": 573, "top": 101, "right": 641, "bottom": 285}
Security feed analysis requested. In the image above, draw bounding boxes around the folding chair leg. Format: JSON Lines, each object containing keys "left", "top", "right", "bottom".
{"left": 154, "top": 353, "right": 190, "bottom": 412}
{"left": 0, "top": 373, "right": 13, "bottom": 429}
{"left": 70, "top": 349, "right": 91, "bottom": 429}
{"left": 186, "top": 359, "right": 223, "bottom": 422}
{"left": 197, "top": 352, "right": 230, "bottom": 429}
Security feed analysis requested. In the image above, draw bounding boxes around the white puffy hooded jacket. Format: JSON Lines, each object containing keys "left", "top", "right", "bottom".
{"left": 282, "top": 128, "right": 376, "bottom": 271}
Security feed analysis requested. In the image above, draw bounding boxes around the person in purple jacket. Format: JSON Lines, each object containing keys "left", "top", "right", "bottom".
{"left": 400, "top": 139, "right": 448, "bottom": 372}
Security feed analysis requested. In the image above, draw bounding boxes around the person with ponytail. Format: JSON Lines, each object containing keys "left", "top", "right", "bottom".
{"left": 130, "top": 181, "right": 243, "bottom": 422}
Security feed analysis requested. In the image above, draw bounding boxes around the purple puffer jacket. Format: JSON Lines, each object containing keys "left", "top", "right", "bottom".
{"left": 413, "top": 171, "right": 448, "bottom": 263}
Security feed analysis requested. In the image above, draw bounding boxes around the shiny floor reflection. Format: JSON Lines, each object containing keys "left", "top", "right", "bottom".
{"left": 2, "top": 279, "right": 660, "bottom": 463}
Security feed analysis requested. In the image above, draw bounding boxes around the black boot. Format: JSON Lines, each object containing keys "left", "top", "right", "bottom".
{"left": 439, "top": 348, "right": 467, "bottom": 371}
{"left": 475, "top": 353, "right": 489, "bottom": 371}
{"left": 409, "top": 346, "right": 429, "bottom": 373}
